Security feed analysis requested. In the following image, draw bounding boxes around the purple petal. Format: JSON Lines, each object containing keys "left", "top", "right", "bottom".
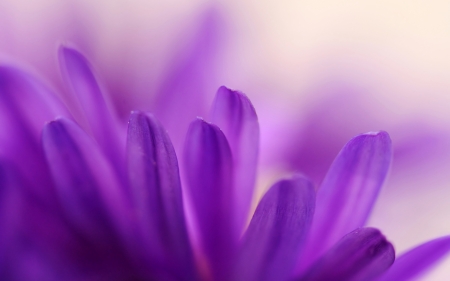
{"left": 183, "top": 118, "right": 236, "bottom": 280}
{"left": 298, "top": 131, "right": 392, "bottom": 272}
{"left": 233, "top": 176, "right": 315, "bottom": 281}
{"left": 0, "top": 162, "right": 78, "bottom": 280}
{"left": 153, "top": 8, "right": 225, "bottom": 153}
{"left": 59, "top": 46, "right": 125, "bottom": 176}
{"left": 378, "top": 236, "right": 450, "bottom": 281}
{"left": 0, "top": 66, "right": 70, "bottom": 204}
{"left": 42, "top": 118, "right": 131, "bottom": 245}
{"left": 298, "top": 228, "right": 395, "bottom": 281}
{"left": 41, "top": 118, "right": 146, "bottom": 278}
{"left": 126, "top": 111, "right": 197, "bottom": 280}
{"left": 0, "top": 162, "right": 20, "bottom": 277}
{"left": 0, "top": 66, "right": 70, "bottom": 135}
{"left": 210, "top": 86, "right": 259, "bottom": 235}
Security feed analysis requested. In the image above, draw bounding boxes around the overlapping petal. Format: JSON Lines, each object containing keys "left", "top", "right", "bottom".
{"left": 0, "top": 31, "right": 448, "bottom": 280}
{"left": 59, "top": 47, "right": 125, "bottom": 177}
{"left": 0, "top": 66, "right": 69, "bottom": 135}
{"left": 184, "top": 118, "right": 236, "bottom": 280}
{"left": 298, "top": 227, "right": 395, "bottom": 281}
{"left": 0, "top": 161, "right": 81, "bottom": 281}
{"left": 234, "top": 176, "right": 315, "bottom": 281}
{"left": 210, "top": 86, "right": 260, "bottom": 235}
{"left": 0, "top": 66, "right": 70, "bottom": 203}
{"left": 42, "top": 118, "right": 130, "bottom": 244}
{"left": 298, "top": 131, "right": 392, "bottom": 272}
{"left": 0, "top": 162, "right": 22, "bottom": 279}
{"left": 378, "top": 236, "right": 450, "bottom": 281}
{"left": 153, "top": 9, "right": 225, "bottom": 153}
{"left": 126, "top": 111, "right": 197, "bottom": 280}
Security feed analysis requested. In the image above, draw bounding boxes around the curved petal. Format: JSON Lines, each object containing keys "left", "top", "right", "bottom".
{"left": 298, "top": 228, "right": 395, "bottom": 281}
{"left": 210, "top": 86, "right": 259, "bottom": 235}
{"left": 183, "top": 118, "right": 236, "bottom": 280}
{"left": 0, "top": 66, "right": 70, "bottom": 204}
{"left": 153, "top": 8, "right": 225, "bottom": 153}
{"left": 59, "top": 46, "right": 125, "bottom": 176}
{"left": 0, "top": 162, "right": 21, "bottom": 278}
{"left": 298, "top": 131, "right": 392, "bottom": 272}
{"left": 126, "top": 111, "right": 197, "bottom": 280}
{"left": 378, "top": 236, "right": 450, "bottom": 281}
{"left": 0, "top": 66, "right": 70, "bottom": 133}
{"left": 42, "top": 118, "right": 131, "bottom": 245}
{"left": 233, "top": 176, "right": 315, "bottom": 281}
{"left": 0, "top": 161, "right": 76, "bottom": 281}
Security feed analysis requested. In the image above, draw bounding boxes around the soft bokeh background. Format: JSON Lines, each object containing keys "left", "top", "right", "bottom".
{"left": 1, "top": 0, "right": 450, "bottom": 279}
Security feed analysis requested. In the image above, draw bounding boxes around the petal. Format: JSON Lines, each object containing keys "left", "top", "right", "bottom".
{"left": 0, "top": 66, "right": 69, "bottom": 204}
{"left": 210, "top": 86, "right": 259, "bottom": 235}
{"left": 298, "top": 131, "right": 392, "bottom": 272}
{"left": 126, "top": 111, "right": 197, "bottom": 280}
{"left": 153, "top": 8, "right": 225, "bottom": 153}
{"left": 0, "top": 66, "right": 70, "bottom": 136}
{"left": 298, "top": 228, "right": 395, "bottom": 281}
{"left": 59, "top": 46, "right": 125, "bottom": 175}
{"left": 42, "top": 118, "right": 130, "bottom": 245}
{"left": 378, "top": 236, "right": 450, "bottom": 281}
{"left": 183, "top": 118, "right": 236, "bottom": 280}
{"left": 0, "top": 162, "right": 20, "bottom": 277}
{"left": 233, "top": 176, "right": 315, "bottom": 281}
{"left": 0, "top": 162, "right": 74, "bottom": 280}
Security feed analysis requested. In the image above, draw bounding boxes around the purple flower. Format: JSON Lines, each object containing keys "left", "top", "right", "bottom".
{"left": 0, "top": 46, "right": 449, "bottom": 281}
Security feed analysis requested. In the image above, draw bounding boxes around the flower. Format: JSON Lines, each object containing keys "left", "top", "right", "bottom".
{"left": 1, "top": 45, "right": 450, "bottom": 281}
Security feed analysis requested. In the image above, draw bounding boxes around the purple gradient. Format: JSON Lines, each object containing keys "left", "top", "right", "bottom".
{"left": 0, "top": 7, "right": 449, "bottom": 279}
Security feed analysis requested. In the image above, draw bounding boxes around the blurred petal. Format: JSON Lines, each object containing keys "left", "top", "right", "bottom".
{"left": 0, "top": 161, "right": 72, "bottom": 280}
{"left": 298, "top": 228, "right": 395, "bottom": 281}
{"left": 210, "top": 86, "right": 259, "bottom": 235}
{"left": 378, "top": 236, "right": 450, "bottom": 281}
{"left": 0, "top": 66, "right": 69, "bottom": 135}
{"left": 183, "top": 118, "right": 236, "bottom": 280}
{"left": 59, "top": 46, "right": 125, "bottom": 175}
{"left": 0, "top": 66, "right": 69, "bottom": 203}
{"left": 126, "top": 111, "right": 197, "bottom": 280}
{"left": 42, "top": 118, "right": 130, "bottom": 244}
{"left": 299, "top": 131, "right": 392, "bottom": 272}
{"left": 153, "top": 8, "right": 225, "bottom": 153}
{"left": 0, "top": 162, "right": 20, "bottom": 278}
{"left": 234, "top": 176, "right": 314, "bottom": 281}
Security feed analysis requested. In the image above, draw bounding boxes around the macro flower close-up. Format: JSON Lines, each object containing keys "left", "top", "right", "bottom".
{"left": 0, "top": 45, "right": 449, "bottom": 280}
{"left": 2, "top": 1, "right": 450, "bottom": 280}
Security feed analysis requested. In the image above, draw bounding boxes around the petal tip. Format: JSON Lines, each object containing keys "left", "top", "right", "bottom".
{"left": 369, "top": 130, "right": 390, "bottom": 139}
{"left": 217, "top": 85, "right": 246, "bottom": 99}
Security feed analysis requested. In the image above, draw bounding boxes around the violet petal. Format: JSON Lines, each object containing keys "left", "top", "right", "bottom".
{"left": 378, "top": 236, "right": 450, "bottom": 281}
{"left": 0, "top": 162, "right": 80, "bottom": 280}
{"left": 234, "top": 176, "right": 315, "bottom": 281}
{"left": 126, "top": 111, "right": 197, "bottom": 280}
{"left": 42, "top": 118, "right": 131, "bottom": 245}
{"left": 153, "top": 9, "right": 225, "bottom": 153}
{"left": 0, "top": 162, "right": 20, "bottom": 278}
{"left": 183, "top": 118, "right": 236, "bottom": 280}
{"left": 0, "top": 66, "right": 70, "bottom": 135}
{"left": 210, "top": 86, "right": 259, "bottom": 235}
{"left": 59, "top": 46, "right": 125, "bottom": 176}
{"left": 298, "top": 227, "right": 395, "bottom": 281}
{"left": 0, "top": 66, "right": 70, "bottom": 205}
{"left": 299, "top": 131, "right": 392, "bottom": 272}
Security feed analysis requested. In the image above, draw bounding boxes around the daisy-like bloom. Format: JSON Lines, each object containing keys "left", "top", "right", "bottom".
{"left": 1, "top": 46, "right": 450, "bottom": 281}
